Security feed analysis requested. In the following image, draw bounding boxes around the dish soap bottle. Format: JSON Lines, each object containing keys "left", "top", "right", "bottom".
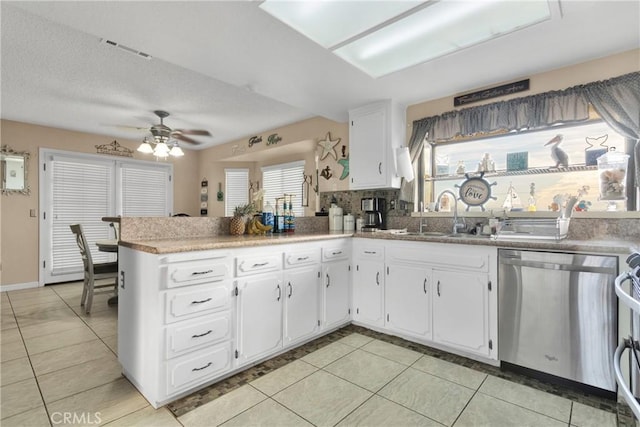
{"left": 262, "top": 201, "right": 274, "bottom": 231}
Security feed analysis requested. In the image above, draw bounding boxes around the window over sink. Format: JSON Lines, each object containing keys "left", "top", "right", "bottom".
{"left": 423, "top": 120, "right": 633, "bottom": 213}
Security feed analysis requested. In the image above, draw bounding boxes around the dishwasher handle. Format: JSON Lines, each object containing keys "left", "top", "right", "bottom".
{"left": 500, "top": 257, "right": 617, "bottom": 275}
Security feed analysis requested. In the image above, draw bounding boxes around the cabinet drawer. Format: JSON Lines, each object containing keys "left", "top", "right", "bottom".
{"left": 165, "top": 282, "right": 232, "bottom": 324}
{"left": 322, "top": 241, "right": 350, "bottom": 262}
{"left": 236, "top": 253, "right": 282, "bottom": 276}
{"left": 166, "top": 343, "right": 232, "bottom": 395}
{"left": 284, "top": 248, "right": 320, "bottom": 269}
{"left": 164, "top": 259, "right": 230, "bottom": 289}
{"left": 354, "top": 244, "right": 384, "bottom": 260}
{"left": 165, "top": 313, "right": 231, "bottom": 359}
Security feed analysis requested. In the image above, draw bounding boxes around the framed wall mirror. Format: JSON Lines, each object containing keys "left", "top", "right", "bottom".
{"left": 1, "top": 145, "right": 30, "bottom": 195}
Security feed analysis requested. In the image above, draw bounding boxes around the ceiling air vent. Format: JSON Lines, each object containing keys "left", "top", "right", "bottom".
{"left": 99, "top": 38, "right": 152, "bottom": 60}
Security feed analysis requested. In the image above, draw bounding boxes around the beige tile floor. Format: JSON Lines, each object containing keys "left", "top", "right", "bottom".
{"left": 1, "top": 282, "right": 620, "bottom": 426}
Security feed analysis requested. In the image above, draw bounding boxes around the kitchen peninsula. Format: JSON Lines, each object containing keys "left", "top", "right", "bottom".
{"left": 117, "top": 216, "right": 636, "bottom": 408}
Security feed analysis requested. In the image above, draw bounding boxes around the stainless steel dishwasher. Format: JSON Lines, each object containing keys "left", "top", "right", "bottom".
{"left": 498, "top": 249, "right": 618, "bottom": 392}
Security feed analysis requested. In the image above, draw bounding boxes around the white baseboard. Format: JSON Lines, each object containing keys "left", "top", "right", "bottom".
{"left": 0, "top": 282, "right": 41, "bottom": 293}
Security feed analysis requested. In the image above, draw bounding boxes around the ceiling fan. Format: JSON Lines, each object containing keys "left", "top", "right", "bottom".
{"left": 141, "top": 110, "right": 211, "bottom": 145}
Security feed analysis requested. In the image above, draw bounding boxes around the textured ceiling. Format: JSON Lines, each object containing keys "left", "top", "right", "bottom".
{"left": 1, "top": 1, "right": 638, "bottom": 150}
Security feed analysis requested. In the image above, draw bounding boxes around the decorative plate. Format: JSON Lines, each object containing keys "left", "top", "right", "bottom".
{"left": 455, "top": 173, "right": 497, "bottom": 211}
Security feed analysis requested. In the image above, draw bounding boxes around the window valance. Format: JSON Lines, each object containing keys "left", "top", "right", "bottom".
{"left": 410, "top": 71, "right": 640, "bottom": 144}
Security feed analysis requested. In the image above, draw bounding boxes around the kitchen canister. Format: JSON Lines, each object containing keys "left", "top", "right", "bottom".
{"left": 343, "top": 214, "right": 355, "bottom": 232}
{"left": 328, "top": 204, "right": 343, "bottom": 232}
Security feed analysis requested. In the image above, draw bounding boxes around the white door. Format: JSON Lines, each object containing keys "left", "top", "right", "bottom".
{"left": 235, "top": 273, "right": 283, "bottom": 366}
{"left": 432, "top": 269, "right": 490, "bottom": 357}
{"left": 283, "top": 266, "right": 320, "bottom": 346}
{"left": 40, "top": 149, "right": 172, "bottom": 284}
{"left": 352, "top": 259, "right": 384, "bottom": 327}
{"left": 386, "top": 263, "right": 431, "bottom": 340}
{"left": 323, "top": 260, "right": 351, "bottom": 329}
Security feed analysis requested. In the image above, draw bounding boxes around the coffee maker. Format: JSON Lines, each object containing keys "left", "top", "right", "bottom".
{"left": 361, "top": 197, "right": 386, "bottom": 231}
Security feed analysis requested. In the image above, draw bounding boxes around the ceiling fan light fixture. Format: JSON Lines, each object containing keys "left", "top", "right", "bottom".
{"left": 153, "top": 141, "right": 170, "bottom": 155}
{"left": 169, "top": 144, "right": 184, "bottom": 157}
{"left": 137, "top": 138, "right": 154, "bottom": 154}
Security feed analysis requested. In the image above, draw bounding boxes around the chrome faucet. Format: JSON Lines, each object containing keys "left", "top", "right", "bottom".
{"left": 419, "top": 202, "right": 428, "bottom": 233}
{"left": 436, "top": 190, "right": 466, "bottom": 235}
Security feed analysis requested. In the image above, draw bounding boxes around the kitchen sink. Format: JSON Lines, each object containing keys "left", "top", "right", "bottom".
{"left": 403, "top": 231, "right": 491, "bottom": 239}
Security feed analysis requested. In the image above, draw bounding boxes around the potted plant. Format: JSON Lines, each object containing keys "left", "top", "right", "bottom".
{"left": 230, "top": 202, "right": 255, "bottom": 235}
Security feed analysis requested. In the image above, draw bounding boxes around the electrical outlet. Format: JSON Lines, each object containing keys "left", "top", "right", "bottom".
{"left": 30, "top": 209, "right": 37, "bottom": 217}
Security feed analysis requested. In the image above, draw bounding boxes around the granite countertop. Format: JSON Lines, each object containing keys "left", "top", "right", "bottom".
{"left": 119, "top": 232, "right": 353, "bottom": 254}
{"left": 355, "top": 231, "right": 637, "bottom": 255}
{"left": 119, "top": 230, "right": 636, "bottom": 256}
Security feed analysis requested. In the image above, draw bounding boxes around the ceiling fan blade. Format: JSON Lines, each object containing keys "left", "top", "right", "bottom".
{"left": 173, "top": 129, "right": 211, "bottom": 136}
{"left": 173, "top": 134, "right": 202, "bottom": 145}
{"left": 104, "top": 124, "right": 150, "bottom": 132}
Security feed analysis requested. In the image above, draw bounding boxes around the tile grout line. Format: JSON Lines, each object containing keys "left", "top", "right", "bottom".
{"left": 4, "top": 291, "right": 54, "bottom": 426}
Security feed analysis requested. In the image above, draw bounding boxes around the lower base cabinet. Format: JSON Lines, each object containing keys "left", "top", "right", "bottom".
{"left": 323, "top": 259, "right": 351, "bottom": 329}
{"left": 385, "top": 263, "right": 431, "bottom": 340}
{"left": 284, "top": 266, "right": 321, "bottom": 347}
{"left": 235, "top": 272, "right": 284, "bottom": 366}
{"left": 432, "top": 269, "right": 491, "bottom": 357}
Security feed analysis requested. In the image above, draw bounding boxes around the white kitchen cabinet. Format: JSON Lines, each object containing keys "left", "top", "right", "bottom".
{"left": 118, "top": 247, "right": 234, "bottom": 408}
{"left": 321, "top": 239, "right": 352, "bottom": 330}
{"left": 283, "top": 265, "right": 321, "bottom": 346}
{"left": 349, "top": 100, "right": 404, "bottom": 190}
{"left": 385, "top": 263, "right": 431, "bottom": 340}
{"left": 432, "top": 269, "right": 491, "bottom": 357}
{"left": 352, "top": 242, "right": 385, "bottom": 327}
{"left": 235, "top": 272, "right": 283, "bottom": 366}
{"left": 323, "top": 259, "right": 351, "bottom": 329}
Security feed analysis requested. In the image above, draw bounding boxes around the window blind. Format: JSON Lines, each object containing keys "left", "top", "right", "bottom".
{"left": 225, "top": 168, "right": 249, "bottom": 216}
{"left": 261, "top": 161, "right": 304, "bottom": 216}
{"left": 50, "top": 156, "right": 114, "bottom": 275}
{"left": 120, "top": 163, "right": 171, "bottom": 216}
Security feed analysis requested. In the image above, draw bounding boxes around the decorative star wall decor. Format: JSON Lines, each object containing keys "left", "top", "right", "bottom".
{"left": 317, "top": 132, "right": 340, "bottom": 161}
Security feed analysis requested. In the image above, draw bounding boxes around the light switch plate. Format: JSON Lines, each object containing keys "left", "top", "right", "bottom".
{"left": 30, "top": 209, "right": 37, "bottom": 217}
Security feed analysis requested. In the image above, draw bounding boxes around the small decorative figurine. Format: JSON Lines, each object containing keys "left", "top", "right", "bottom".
{"left": 527, "top": 183, "right": 537, "bottom": 212}
{"left": 477, "top": 153, "right": 495, "bottom": 172}
{"left": 545, "top": 134, "right": 569, "bottom": 168}
{"left": 455, "top": 160, "right": 466, "bottom": 174}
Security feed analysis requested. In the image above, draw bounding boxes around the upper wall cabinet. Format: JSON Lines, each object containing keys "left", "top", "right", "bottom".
{"left": 349, "top": 100, "right": 405, "bottom": 190}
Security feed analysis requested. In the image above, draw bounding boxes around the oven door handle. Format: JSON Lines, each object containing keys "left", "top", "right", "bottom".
{"left": 615, "top": 338, "right": 640, "bottom": 420}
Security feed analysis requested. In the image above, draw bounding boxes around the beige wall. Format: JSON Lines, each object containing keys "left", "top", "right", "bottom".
{"left": 197, "top": 116, "right": 349, "bottom": 217}
{"left": 0, "top": 120, "right": 199, "bottom": 286}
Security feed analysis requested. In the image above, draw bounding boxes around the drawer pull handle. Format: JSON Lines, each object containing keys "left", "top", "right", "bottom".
{"left": 192, "top": 362, "right": 213, "bottom": 372}
{"left": 332, "top": 251, "right": 342, "bottom": 255}
{"left": 191, "top": 298, "right": 212, "bottom": 304}
{"left": 296, "top": 256, "right": 309, "bottom": 261}
{"left": 192, "top": 330, "right": 213, "bottom": 338}
{"left": 252, "top": 262, "right": 268, "bottom": 268}
{"left": 364, "top": 251, "right": 377, "bottom": 255}
{"left": 191, "top": 269, "right": 213, "bottom": 276}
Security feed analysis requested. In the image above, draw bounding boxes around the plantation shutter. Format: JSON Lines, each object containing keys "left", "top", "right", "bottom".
{"left": 261, "top": 161, "right": 304, "bottom": 216}
{"left": 120, "top": 163, "right": 172, "bottom": 216}
{"left": 225, "top": 168, "right": 249, "bottom": 216}
{"left": 50, "top": 155, "right": 114, "bottom": 276}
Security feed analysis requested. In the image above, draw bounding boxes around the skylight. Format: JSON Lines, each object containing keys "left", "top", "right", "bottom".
{"left": 259, "top": 0, "right": 552, "bottom": 78}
